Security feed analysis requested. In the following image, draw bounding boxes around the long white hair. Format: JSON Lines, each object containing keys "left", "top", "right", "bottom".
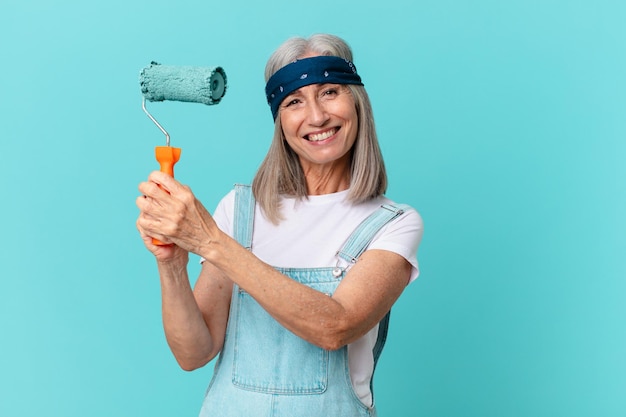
{"left": 252, "top": 34, "right": 387, "bottom": 224}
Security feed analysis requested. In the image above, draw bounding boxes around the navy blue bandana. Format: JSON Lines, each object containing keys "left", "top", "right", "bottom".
{"left": 265, "top": 55, "right": 364, "bottom": 120}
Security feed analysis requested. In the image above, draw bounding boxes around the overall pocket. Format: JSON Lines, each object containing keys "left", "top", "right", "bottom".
{"left": 232, "top": 273, "right": 340, "bottom": 395}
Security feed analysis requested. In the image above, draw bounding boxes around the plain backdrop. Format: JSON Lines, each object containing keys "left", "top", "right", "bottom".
{"left": 1, "top": 0, "right": 624, "bottom": 416}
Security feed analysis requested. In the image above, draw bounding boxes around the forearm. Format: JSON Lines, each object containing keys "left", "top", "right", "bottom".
{"left": 157, "top": 259, "right": 216, "bottom": 370}
{"left": 201, "top": 233, "right": 364, "bottom": 350}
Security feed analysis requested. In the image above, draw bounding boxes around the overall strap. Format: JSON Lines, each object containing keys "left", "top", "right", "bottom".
{"left": 334, "top": 202, "right": 411, "bottom": 401}
{"left": 233, "top": 184, "right": 255, "bottom": 250}
{"left": 336, "top": 203, "right": 410, "bottom": 264}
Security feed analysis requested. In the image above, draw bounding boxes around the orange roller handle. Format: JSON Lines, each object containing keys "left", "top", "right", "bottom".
{"left": 153, "top": 146, "right": 182, "bottom": 246}
{"left": 156, "top": 146, "right": 181, "bottom": 176}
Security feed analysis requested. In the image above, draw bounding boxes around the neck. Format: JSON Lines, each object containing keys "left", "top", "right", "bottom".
{"left": 301, "top": 159, "right": 351, "bottom": 196}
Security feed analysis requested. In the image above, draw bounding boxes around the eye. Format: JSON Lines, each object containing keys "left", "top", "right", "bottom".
{"left": 323, "top": 88, "right": 338, "bottom": 96}
{"left": 283, "top": 97, "right": 301, "bottom": 107}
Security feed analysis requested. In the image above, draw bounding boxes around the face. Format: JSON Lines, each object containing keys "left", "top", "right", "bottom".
{"left": 279, "top": 83, "right": 358, "bottom": 172}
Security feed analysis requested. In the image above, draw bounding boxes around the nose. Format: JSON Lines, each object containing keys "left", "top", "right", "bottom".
{"left": 306, "top": 97, "right": 329, "bottom": 126}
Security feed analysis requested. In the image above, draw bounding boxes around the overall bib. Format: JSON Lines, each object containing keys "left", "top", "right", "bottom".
{"left": 199, "top": 185, "right": 408, "bottom": 417}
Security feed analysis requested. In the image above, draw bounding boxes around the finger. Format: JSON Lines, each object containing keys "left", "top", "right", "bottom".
{"left": 136, "top": 219, "right": 153, "bottom": 241}
{"left": 138, "top": 180, "right": 169, "bottom": 200}
{"left": 148, "top": 171, "right": 184, "bottom": 194}
{"left": 137, "top": 220, "right": 171, "bottom": 250}
{"left": 136, "top": 194, "right": 149, "bottom": 210}
{"left": 136, "top": 195, "right": 163, "bottom": 221}
{"left": 136, "top": 218, "right": 155, "bottom": 245}
{"left": 137, "top": 212, "right": 173, "bottom": 245}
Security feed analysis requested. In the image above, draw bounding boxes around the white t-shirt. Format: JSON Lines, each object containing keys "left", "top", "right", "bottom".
{"left": 211, "top": 188, "right": 423, "bottom": 406}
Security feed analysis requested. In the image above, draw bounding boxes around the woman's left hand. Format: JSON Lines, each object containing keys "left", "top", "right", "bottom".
{"left": 136, "top": 171, "right": 217, "bottom": 255}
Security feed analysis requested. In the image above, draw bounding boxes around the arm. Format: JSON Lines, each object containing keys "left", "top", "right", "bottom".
{"left": 158, "top": 257, "right": 232, "bottom": 370}
{"left": 137, "top": 190, "right": 232, "bottom": 371}
{"left": 205, "top": 236, "right": 410, "bottom": 350}
{"left": 139, "top": 171, "right": 412, "bottom": 351}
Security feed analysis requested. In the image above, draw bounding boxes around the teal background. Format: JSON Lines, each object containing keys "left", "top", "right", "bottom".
{"left": 1, "top": 0, "right": 624, "bottom": 416}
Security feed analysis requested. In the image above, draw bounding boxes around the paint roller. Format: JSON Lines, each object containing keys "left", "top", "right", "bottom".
{"left": 140, "top": 61, "right": 227, "bottom": 245}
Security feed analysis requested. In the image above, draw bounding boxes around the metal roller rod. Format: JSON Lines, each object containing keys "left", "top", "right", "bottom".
{"left": 142, "top": 97, "right": 171, "bottom": 147}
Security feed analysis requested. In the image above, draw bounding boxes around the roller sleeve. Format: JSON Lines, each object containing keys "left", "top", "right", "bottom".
{"left": 140, "top": 61, "right": 227, "bottom": 105}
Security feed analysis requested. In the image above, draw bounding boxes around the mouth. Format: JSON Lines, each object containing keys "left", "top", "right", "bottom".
{"left": 305, "top": 128, "right": 338, "bottom": 142}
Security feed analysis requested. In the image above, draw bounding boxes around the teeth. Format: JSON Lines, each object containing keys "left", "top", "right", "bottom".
{"left": 308, "top": 129, "right": 336, "bottom": 142}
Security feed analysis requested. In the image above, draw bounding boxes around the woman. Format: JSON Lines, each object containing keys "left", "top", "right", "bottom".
{"left": 137, "top": 34, "right": 423, "bottom": 417}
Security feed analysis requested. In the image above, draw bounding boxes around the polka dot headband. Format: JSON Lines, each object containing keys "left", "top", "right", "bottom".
{"left": 265, "top": 55, "right": 364, "bottom": 120}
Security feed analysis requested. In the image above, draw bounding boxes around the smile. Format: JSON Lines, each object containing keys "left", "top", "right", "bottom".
{"left": 306, "top": 128, "right": 338, "bottom": 142}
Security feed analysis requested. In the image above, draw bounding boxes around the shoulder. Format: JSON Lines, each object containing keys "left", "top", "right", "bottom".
{"left": 394, "top": 204, "right": 423, "bottom": 231}
{"left": 367, "top": 198, "right": 424, "bottom": 282}
{"left": 376, "top": 197, "right": 424, "bottom": 232}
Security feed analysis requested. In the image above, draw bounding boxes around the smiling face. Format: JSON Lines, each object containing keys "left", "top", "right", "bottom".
{"left": 279, "top": 82, "right": 359, "bottom": 177}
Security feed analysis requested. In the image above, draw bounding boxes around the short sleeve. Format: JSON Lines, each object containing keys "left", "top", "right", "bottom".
{"left": 367, "top": 207, "right": 424, "bottom": 283}
{"left": 212, "top": 189, "right": 237, "bottom": 238}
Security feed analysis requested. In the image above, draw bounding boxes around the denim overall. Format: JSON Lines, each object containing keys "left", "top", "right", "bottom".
{"left": 199, "top": 185, "right": 408, "bottom": 417}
